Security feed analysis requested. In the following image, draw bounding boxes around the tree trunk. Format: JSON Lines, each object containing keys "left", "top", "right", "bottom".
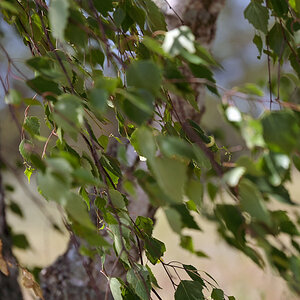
{"left": 161, "top": 0, "right": 226, "bottom": 121}
{"left": 0, "top": 157, "right": 23, "bottom": 300}
{"left": 39, "top": 1, "right": 226, "bottom": 299}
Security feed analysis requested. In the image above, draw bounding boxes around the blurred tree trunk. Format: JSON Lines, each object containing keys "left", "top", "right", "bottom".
{"left": 0, "top": 157, "right": 23, "bottom": 299}
{"left": 161, "top": 0, "right": 226, "bottom": 121}
{"left": 39, "top": 1, "right": 226, "bottom": 299}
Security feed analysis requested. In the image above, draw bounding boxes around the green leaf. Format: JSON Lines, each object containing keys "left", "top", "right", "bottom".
{"left": 151, "top": 157, "right": 187, "bottom": 203}
{"left": 145, "top": 237, "right": 166, "bottom": 264}
{"left": 158, "top": 136, "right": 195, "bottom": 160}
{"left": 263, "top": 152, "right": 290, "bottom": 186}
{"left": 236, "top": 83, "right": 264, "bottom": 97}
{"left": 216, "top": 204, "right": 246, "bottom": 242}
{"left": 289, "top": 48, "right": 300, "bottom": 78}
{"left": 241, "top": 118, "right": 265, "bottom": 149}
{"left": 122, "top": 89, "right": 155, "bottom": 125}
{"left": 173, "top": 204, "right": 200, "bottom": 230}
{"left": 24, "top": 166, "right": 34, "bottom": 183}
{"left": 101, "top": 154, "right": 122, "bottom": 178}
{"left": 73, "top": 168, "right": 99, "bottom": 185}
{"left": 163, "top": 26, "right": 196, "bottom": 56}
{"left": 88, "top": 88, "right": 108, "bottom": 116}
{"left": 72, "top": 222, "right": 110, "bottom": 247}
{"left": 127, "top": 4, "right": 146, "bottom": 30}
{"left": 239, "top": 179, "right": 271, "bottom": 226}
{"left": 95, "top": 77, "right": 121, "bottom": 95}
{"left": 139, "top": 0, "right": 166, "bottom": 31}
{"left": 293, "top": 155, "right": 300, "bottom": 172}
{"left": 65, "top": 193, "right": 95, "bottom": 229}
{"left": 252, "top": 177, "right": 294, "bottom": 205}
{"left": 23, "top": 116, "right": 40, "bottom": 137}
{"left": 211, "top": 288, "right": 224, "bottom": 300}
{"left": 180, "top": 235, "right": 195, "bottom": 253}
{"left": 183, "top": 265, "right": 205, "bottom": 285}
{"left": 93, "top": 0, "right": 113, "bottom": 16}
{"left": 131, "top": 127, "right": 156, "bottom": 160}
{"left": 23, "top": 98, "right": 42, "bottom": 106}
{"left": 189, "top": 63, "right": 218, "bottom": 95}
{"left": 26, "top": 57, "right": 60, "bottom": 79}
{"left": 37, "top": 171, "right": 69, "bottom": 203}
{"left": 110, "top": 278, "right": 123, "bottom": 300}
{"left": 236, "top": 156, "right": 263, "bottom": 177}
{"left": 19, "top": 139, "right": 34, "bottom": 161}
{"left": 164, "top": 208, "right": 182, "bottom": 233}
{"left": 79, "top": 187, "right": 90, "bottom": 210}
{"left": 49, "top": 0, "right": 70, "bottom": 40}
{"left": 98, "top": 135, "right": 109, "bottom": 151}
{"left": 126, "top": 60, "right": 162, "bottom": 95}
{"left": 244, "top": 1, "right": 269, "bottom": 34}
{"left": 146, "top": 265, "right": 161, "bottom": 288}
{"left": 175, "top": 280, "right": 204, "bottom": 300}
{"left": 192, "top": 145, "right": 211, "bottom": 170}
{"left": 5, "top": 89, "right": 22, "bottom": 105}
{"left": 37, "top": 158, "right": 73, "bottom": 202}
{"left": 186, "top": 180, "right": 203, "bottom": 208}
{"left": 262, "top": 111, "right": 300, "bottom": 154}
{"left": 270, "top": 0, "right": 288, "bottom": 16}
{"left": 272, "top": 210, "right": 299, "bottom": 236}
{"left": 253, "top": 34, "right": 263, "bottom": 59}
{"left": 109, "top": 189, "right": 126, "bottom": 209}
{"left": 88, "top": 48, "right": 105, "bottom": 67}
{"left": 94, "top": 197, "right": 106, "bottom": 211}
{"left": 268, "top": 23, "right": 285, "bottom": 57}
{"left": 53, "top": 94, "right": 84, "bottom": 138}
{"left": 27, "top": 76, "right": 61, "bottom": 97}
{"left": 113, "top": 7, "right": 126, "bottom": 27}
{"left": 142, "top": 36, "right": 166, "bottom": 56}
{"left": 0, "top": 1, "right": 20, "bottom": 13}
{"left": 135, "top": 216, "right": 154, "bottom": 237}
{"left": 65, "top": 9, "right": 88, "bottom": 48}
{"left": 127, "top": 265, "right": 151, "bottom": 300}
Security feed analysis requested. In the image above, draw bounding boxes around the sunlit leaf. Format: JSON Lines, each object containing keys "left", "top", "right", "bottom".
{"left": 0, "top": 239, "right": 9, "bottom": 276}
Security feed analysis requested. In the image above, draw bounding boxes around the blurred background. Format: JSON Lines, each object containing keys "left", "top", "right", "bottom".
{"left": 0, "top": 0, "right": 299, "bottom": 299}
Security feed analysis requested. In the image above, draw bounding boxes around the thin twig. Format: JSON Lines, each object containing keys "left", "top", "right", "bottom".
{"left": 162, "top": 0, "right": 184, "bottom": 25}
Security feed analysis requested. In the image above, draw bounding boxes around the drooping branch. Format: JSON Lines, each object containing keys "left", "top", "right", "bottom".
{"left": 27, "top": 1, "right": 226, "bottom": 299}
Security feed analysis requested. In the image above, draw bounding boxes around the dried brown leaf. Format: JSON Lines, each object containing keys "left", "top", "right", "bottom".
{"left": 0, "top": 239, "right": 9, "bottom": 276}
{"left": 21, "top": 268, "right": 45, "bottom": 300}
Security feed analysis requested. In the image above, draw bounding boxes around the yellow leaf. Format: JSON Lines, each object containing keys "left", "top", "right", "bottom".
{"left": 0, "top": 239, "right": 9, "bottom": 276}
{"left": 21, "top": 268, "right": 35, "bottom": 288}
{"left": 33, "top": 284, "right": 44, "bottom": 300}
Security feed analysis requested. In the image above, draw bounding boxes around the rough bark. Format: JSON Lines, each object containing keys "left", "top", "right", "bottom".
{"left": 0, "top": 157, "right": 23, "bottom": 300}
{"left": 39, "top": 1, "right": 226, "bottom": 299}
{"left": 162, "top": 0, "right": 226, "bottom": 46}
